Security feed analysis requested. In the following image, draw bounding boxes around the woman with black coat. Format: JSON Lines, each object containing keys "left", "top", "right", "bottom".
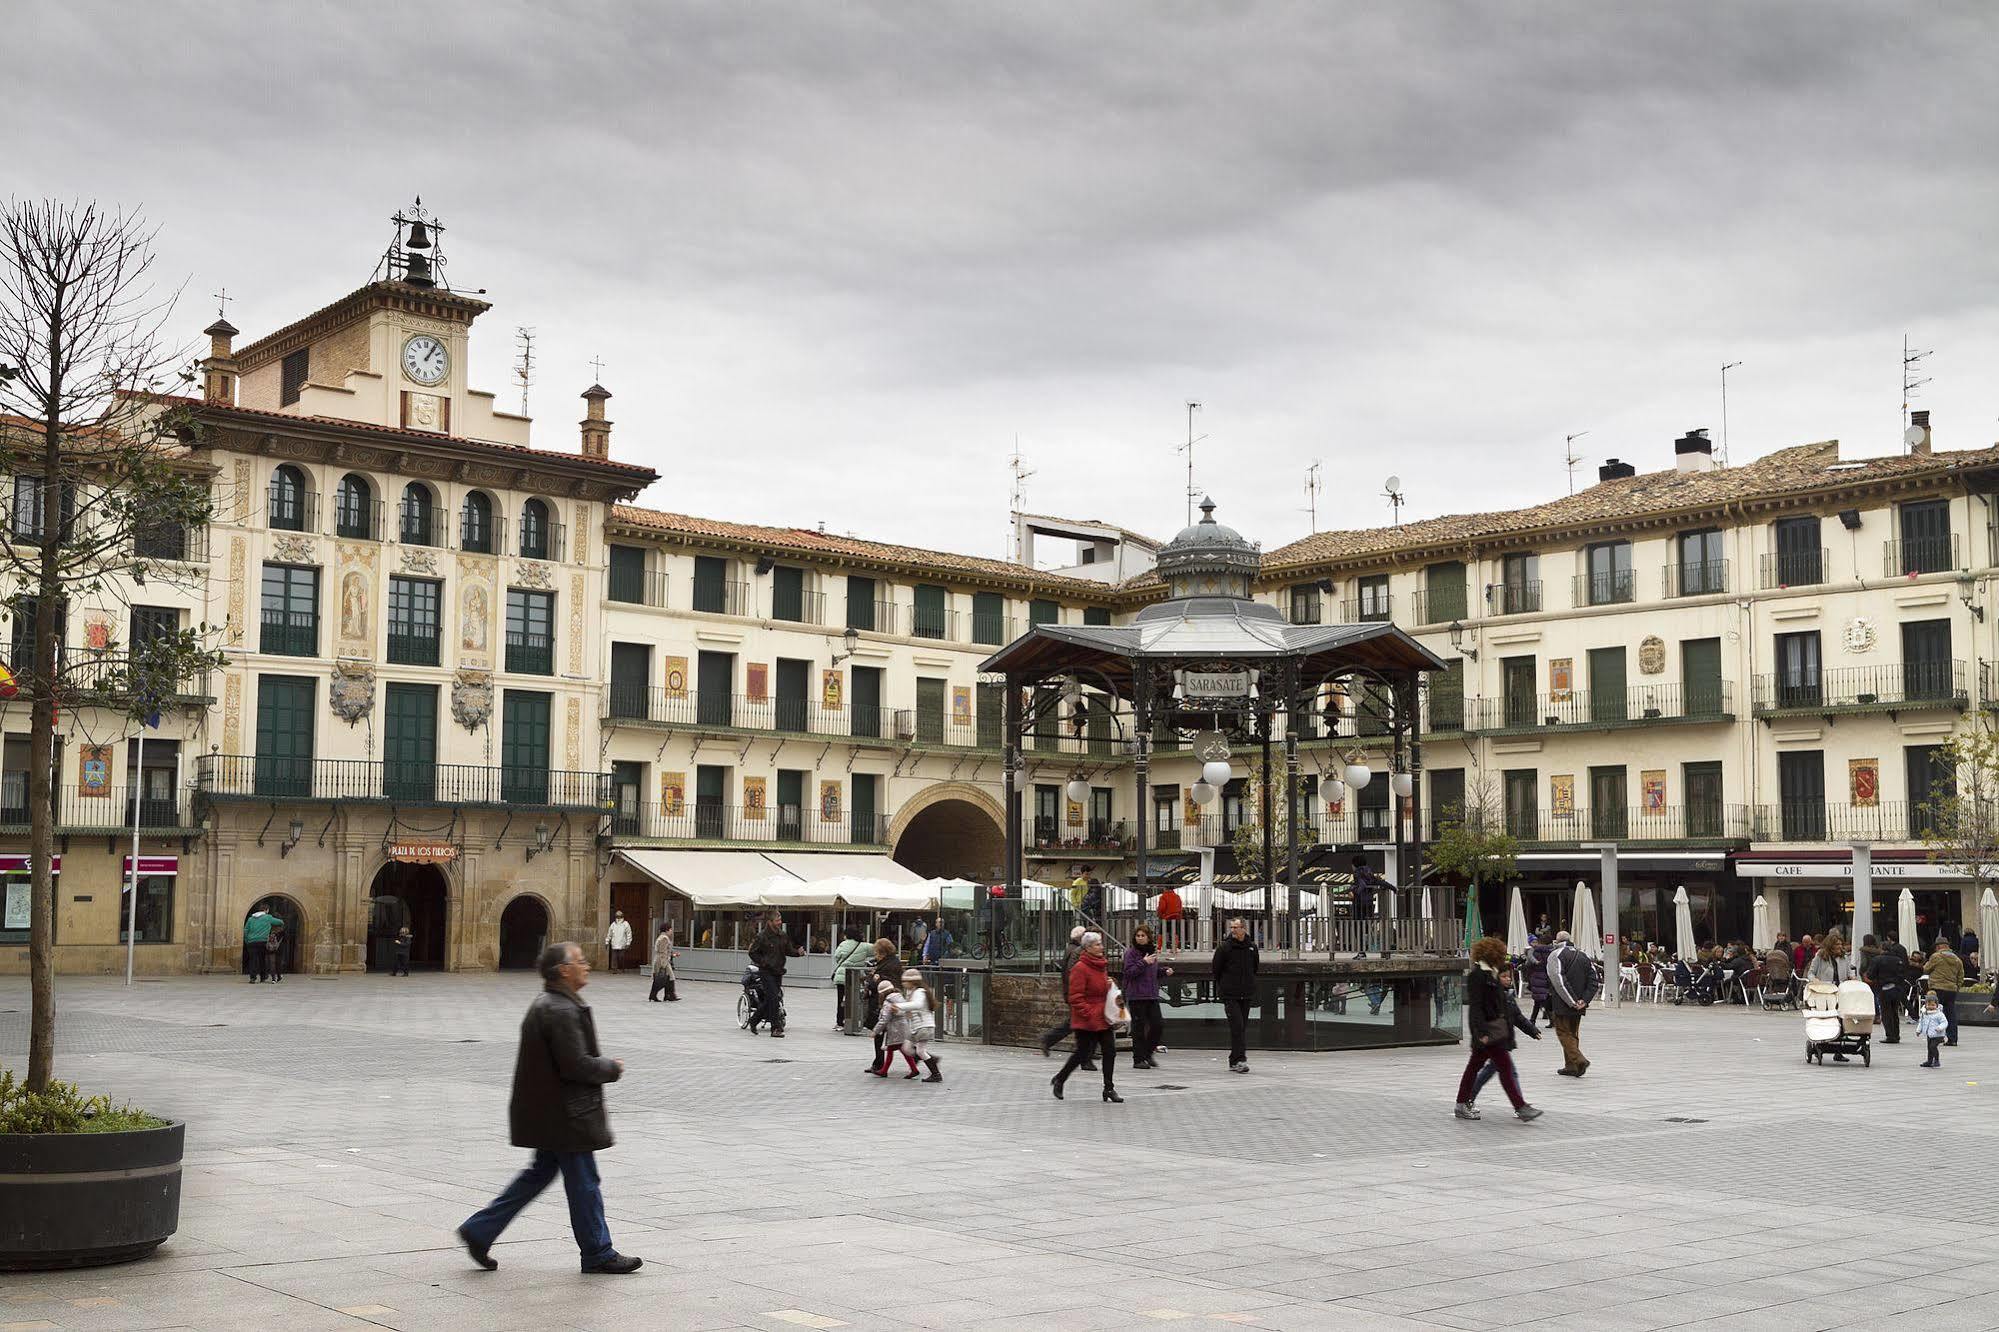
{"left": 1455, "top": 935, "right": 1543, "bottom": 1123}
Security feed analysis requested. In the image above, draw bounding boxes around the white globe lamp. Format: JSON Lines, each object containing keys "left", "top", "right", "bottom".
{"left": 1391, "top": 771, "right": 1414, "bottom": 798}
{"left": 1344, "top": 762, "right": 1372, "bottom": 790}
{"left": 1064, "top": 776, "right": 1090, "bottom": 804}
{"left": 1189, "top": 780, "right": 1217, "bottom": 806}
{"left": 1201, "top": 759, "right": 1233, "bottom": 787}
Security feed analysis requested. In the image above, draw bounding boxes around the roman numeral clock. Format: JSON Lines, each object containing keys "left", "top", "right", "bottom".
{"left": 401, "top": 333, "right": 451, "bottom": 431}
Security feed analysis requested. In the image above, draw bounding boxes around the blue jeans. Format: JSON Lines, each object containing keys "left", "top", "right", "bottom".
{"left": 462, "top": 1150, "right": 614, "bottom": 1268}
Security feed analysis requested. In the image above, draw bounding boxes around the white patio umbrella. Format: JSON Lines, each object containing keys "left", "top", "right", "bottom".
{"left": 1751, "top": 894, "right": 1775, "bottom": 952}
{"left": 1420, "top": 884, "right": 1433, "bottom": 918}
{"left": 1505, "top": 884, "right": 1529, "bottom": 956}
{"left": 1673, "top": 885, "right": 1696, "bottom": 961}
{"left": 1979, "top": 887, "right": 1997, "bottom": 979}
{"left": 1898, "top": 888, "right": 1919, "bottom": 952}
{"left": 1572, "top": 882, "right": 1600, "bottom": 960}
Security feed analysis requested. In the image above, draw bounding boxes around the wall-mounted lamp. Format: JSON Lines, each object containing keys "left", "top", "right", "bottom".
{"left": 830, "top": 626, "right": 861, "bottom": 666}
{"left": 279, "top": 817, "right": 305, "bottom": 858}
{"left": 1447, "top": 619, "right": 1478, "bottom": 661}
{"left": 1958, "top": 576, "right": 1985, "bottom": 623}
{"left": 525, "top": 820, "right": 553, "bottom": 861}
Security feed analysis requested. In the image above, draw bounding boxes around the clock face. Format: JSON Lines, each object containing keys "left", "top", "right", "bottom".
{"left": 401, "top": 334, "right": 449, "bottom": 386}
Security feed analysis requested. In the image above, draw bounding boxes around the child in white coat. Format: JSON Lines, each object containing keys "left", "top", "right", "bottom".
{"left": 1915, "top": 991, "right": 1949, "bottom": 1068}
{"left": 896, "top": 968, "right": 943, "bottom": 1083}
{"left": 870, "top": 980, "right": 908, "bottom": 1077}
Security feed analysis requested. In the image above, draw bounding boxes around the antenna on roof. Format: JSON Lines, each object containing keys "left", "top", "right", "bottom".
{"left": 1382, "top": 475, "right": 1404, "bottom": 527}
{"left": 1303, "top": 460, "right": 1323, "bottom": 533}
{"left": 514, "top": 327, "right": 535, "bottom": 417}
{"left": 1564, "top": 431, "right": 1590, "bottom": 494}
{"left": 1902, "top": 334, "right": 1932, "bottom": 441}
{"left": 1178, "top": 401, "right": 1206, "bottom": 527}
{"left": 1007, "top": 438, "right": 1035, "bottom": 561}
{"left": 1719, "top": 363, "right": 1741, "bottom": 468}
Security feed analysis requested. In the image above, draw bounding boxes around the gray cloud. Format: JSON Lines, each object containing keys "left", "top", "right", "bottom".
{"left": 12, "top": 1, "right": 1999, "bottom": 554}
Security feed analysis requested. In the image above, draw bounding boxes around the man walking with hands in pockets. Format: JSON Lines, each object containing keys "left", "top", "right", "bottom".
{"left": 1545, "top": 930, "right": 1598, "bottom": 1078}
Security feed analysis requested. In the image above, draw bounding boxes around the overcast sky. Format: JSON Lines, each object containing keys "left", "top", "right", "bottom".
{"left": 15, "top": 2, "right": 1999, "bottom": 561}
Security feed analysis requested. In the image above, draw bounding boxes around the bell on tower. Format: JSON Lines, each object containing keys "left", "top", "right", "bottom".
{"left": 381, "top": 198, "right": 446, "bottom": 289}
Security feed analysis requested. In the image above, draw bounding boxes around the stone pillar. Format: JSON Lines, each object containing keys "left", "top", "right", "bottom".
{"left": 1850, "top": 841, "right": 1873, "bottom": 954}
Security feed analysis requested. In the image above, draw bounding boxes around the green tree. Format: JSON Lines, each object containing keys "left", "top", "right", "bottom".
{"left": 1228, "top": 755, "right": 1292, "bottom": 884}
{"left": 1425, "top": 775, "right": 1518, "bottom": 946}
{"left": 1, "top": 201, "right": 222, "bottom": 1091}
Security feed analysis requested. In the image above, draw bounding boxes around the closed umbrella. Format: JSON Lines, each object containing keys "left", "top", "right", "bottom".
{"left": 1572, "top": 884, "right": 1600, "bottom": 961}
{"left": 1673, "top": 884, "right": 1696, "bottom": 961}
{"left": 1464, "top": 883, "right": 1483, "bottom": 951}
{"left": 1505, "top": 883, "right": 1529, "bottom": 956}
{"left": 1751, "top": 894, "right": 1774, "bottom": 952}
{"left": 1898, "top": 888, "right": 1919, "bottom": 952}
{"left": 1979, "top": 887, "right": 1998, "bottom": 981}
{"left": 1420, "top": 884, "right": 1433, "bottom": 918}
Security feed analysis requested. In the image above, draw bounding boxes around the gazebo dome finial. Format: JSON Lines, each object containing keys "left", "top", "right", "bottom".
{"left": 1155, "top": 495, "right": 1261, "bottom": 602}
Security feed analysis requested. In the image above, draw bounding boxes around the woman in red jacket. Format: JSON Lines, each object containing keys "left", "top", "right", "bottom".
{"left": 1052, "top": 931, "right": 1123, "bottom": 1102}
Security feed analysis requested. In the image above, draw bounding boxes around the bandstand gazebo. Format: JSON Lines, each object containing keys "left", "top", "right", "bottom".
{"left": 979, "top": 499, "right": 1462, "bottom": 1050}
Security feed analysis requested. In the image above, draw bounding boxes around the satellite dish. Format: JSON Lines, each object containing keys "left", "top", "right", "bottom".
{"left": 1383, "top": 475, "right": 1403, "bottom": 496}
{"left": 1904, "top": 424, "right": 1927, "bottom": 447}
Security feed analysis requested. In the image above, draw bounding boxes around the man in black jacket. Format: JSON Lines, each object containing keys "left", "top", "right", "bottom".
{"left": 747, "top": 911, "right": 802, "bottom": 1037}
{"left": 457, "top": 942, "right": 640, "bottom": 1274}
{"left": 1865, "top": 937, "right": 1907, "bottom": 1043}
{"left": 1545, "top": 931, "right": 1599, "bottom": 1077}
{"left": 1212, "top": 917, "right": 1260, "bottom": 1073}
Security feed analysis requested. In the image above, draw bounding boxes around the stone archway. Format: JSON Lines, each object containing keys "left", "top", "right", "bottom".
{"left": 498, "top": 894, "right": 551, "bottom": 970}
{"left": 891, "top": 782, "right": 1007, "bottom": 881}
{"left": 244, "top": 895, "right": 307, "bottom": 977}
{"left": 366, "top": 860, "right": 450, "bottom": 971}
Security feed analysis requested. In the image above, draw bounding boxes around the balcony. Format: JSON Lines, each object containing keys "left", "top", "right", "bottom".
{"left": 8, "top": 652, "right": 214, "bottom": 705}
{"left": 610, "top": 800, "right": 890, "bottom": 847}
{"left": 1571, "top": 570, "right": 1635, "bottom": 607}
{"left": 910, "top": 606, "right": 957, "bottom": 641}
{"left": 1474, "top": 682, "right": 1735, "bottom": 734}
{"left": 1284, "top": 595, "right": 1324, "bottom": 626}
{"left": 1885, "top": 535, "right": 1958, "bottom": 577}
{"left": 1751, "top": 662, "right": 1966, "bottom": 717}
{"left": 1025, "top": 819, "right": 1132, "bottom": 859}
{"left": 267, "top": 492, "right": 318, "bottom": 533}
{"left": 1759, "top": 548, "right": 1826, "bottom": 590}
{"left": 386, "top": 626, "right": 441, "bottom": 667}
{"left": 601, "top": 685, "right": 931, "bottom": 746}
{"left": 607, "top": 566, "right": 669, "bottom": 608}
{"left": 1342, "top": 594, "right": 1392, "bottom": 624}
{"left": 1493, "top": 804, "right": 1750, "bottom": 845}
{"left": 1752, "top": 801, "right": 1924, "bottom": 843}
{"left": 134, "top": 520, "right": 209, "bottom": 564}
{"left": 0, "top": 778, "right": 198, "bottom": 834}
{"left": 848, "top": 599, "right": 901, "bottom": 635}
{"left": 502, "top": 515, "right": 566, "bottom": 563}
{"left": 1663, "top": 559, "right": 1729, "bottom": 598}
{"left": 195, "top": 755, "right": 612, "bottom": 811}
{"left": 1982, "top": 660, "right": 1999, "bottom": 710}
{"left": 259, "top": 609, "right": 318, "bottom": 657}
{"left": 970, "top": 612, "right": 1017, "bottom": 646}
{"left": 770, "top": 588, "right": 826, "bottom": 626}
{"left": 1424, "top": 692, "right": 1474, "bottom": 735}
{"left": 505, "top": 631, "right": 553, "bottom": 676}
{"left": 690, "top": 578, "right": 750, "bottom": 617}
{"left": 1410, "top": 588, "right": 1469, "bottom": 625}
{"left": 1489, "top": 580, "right": 1542, "bottom": 615}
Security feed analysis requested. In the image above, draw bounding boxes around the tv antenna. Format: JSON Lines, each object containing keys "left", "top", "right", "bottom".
{"left": 1178, "top": 401, "right": 1206, "bottom": 526}
{"left": 1303, "top": 460, "right": 1323, "bottom": 533}
{"left": 1382, "top": 475, "right": 1404, "bottom": 527}
{"left": 1719, "top": 363, "right": 1741, "bottom": 467}
{"left": 513, "top": 327, "right": 535, "bottom": 417}
{"left": 1564, "top": 431, "right": 1590, "bottom": 494}
{"left": 1902, "top": 334, "right": 1932, "bottom": 436}
{"left": 1007, "top": 439, "right": 1035, "bottom": 561}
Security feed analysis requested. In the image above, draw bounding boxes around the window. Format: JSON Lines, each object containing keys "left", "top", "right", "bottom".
{"left": 382, "top": 682, "right": 438, "bottom": 801}
{"left": 850, "top": 665, "right": 883, "bottom": 739}
{"left": 1422, "top": 562, "right": 1467, "bottom": 623}
{"left": 386, "top": 576, "right": 441, "bottom": 665}
{"left": 1774, "top": 631, "right": 1821, "bottom": 708}
{"left": 500, "top": 691, "right": 552, "bottom": 805}
{"left": 771, "top": 566, "right": 806, "bottom": 622}
{"left": 976, "top": 680, "right": 1004, "bottom": 748}
{"left": 916, "top": 677, "right": 946, "bottom": 743}
{"left": 1503, "top": 770, "right": 1538, "bottom": 840}
{"left": 697, "top": 650, "right": 734, "bottom": 727}
{"left": 776, "top": 770, "right": 805, "bottom": 840}
{"left": 8, "top": 473, "right": 73, "bottom": 544}
{"left": 1684, "top": 761, "right": 1724, "bottom": 838}
{"left": 1355, "top": 575, "right": 1390, "bottom": 622}
{"left": 609, "top": 643, "right": 651, "bottom": 720}
{"left": 134, "top": 510, "right": 189, "bottom": 561}
{"left": 1583, "top": 540, "right": 1633, "bottom": 605}
{"left": 972, "top": 591, "right": 1008, "bottom": 644}
{"left": 267, "top": 465, "right": 308, "bottom": 532}
{"left": 846, "top": 575, "right": 877, "bottom": 631}
{"left": 1428, "top": 659, "right": 1464, "bottom": 733}
{"left": 1034, "top": 784, "right": 1060, "bottom": 844}
{"left": 607, "top": 544, "right": 647, "bottom": 604}
{"left": 1588, "top": 646, "right": 1627, "bottom": 724}
{"left": 254, "top": 674, "right": 315, "bottom": 797}
{"left": 259, "top": 563, "right": 318, "bottom": 656}
{"left": 505, "top": 589, "right": 554, "bottom": 675}
{"left": 1090, "top": 787, "right": 1114, "bottom": 841}
{"left": 693, "top": 555, "right": 730, "bottom": 614}
{"left": 695, "top": 765, "right": 727, "bottom": 838}
{"left": 1907, "top": 744, "right": 1955, "bottom": 837}
{"left": 1152, "top": 783, "right": 1180, "bottom": 849}
{"left": 1777, "top": 751, "right": 1825, "bottom": 839}
{"left": 518, "top": 498, "right": 552, "bottom": 560}
{"left": 1289, "top": 584, "right": 1322, "bottom": 625}
{"left": 399, "top": 484, "right": 435, "bottom": 546}
{"left": 1502, "top": 655, "right": 1536, "bottom": 729}
{"left": 1429, "top": 768, "right": 1466, "bottom": 834}
{"left": 912, "top": 584, "right": 948, "bottom": 640}
{"left": 1589, "top": 766, "right": 1627, "bottom": 839}
{"left": 459, "top": 491, "right": 493, "bottom": 553}
{"left": 776, "top": 659, "right": 811, "bottom": 732}
{"left": 610, "top": 761, "right": 644, "bottom": 837}
{"left": 335, "top": 474, "right": 374, "bottom": 539}
{"left": 1357, "top": 774, "right": 1390, "bottom": 841}
{"left": 1681, "top": 638, "right": 1723, "bottom": 717}
{"left": 1498, "top": 553, "right": 1539, "bottom": 614}
{"left": 1222, "top": 778, "right": 1248, "bottom": 835}
{"left": 128, "top": 736, "right": 180, "bottom": 826}
{"left": 1677, "top": 529, "right": 1726, "bottom": 595}
{"left": 1771, "top": 516, "right": 1822, "bottom": 587}
{"left": 1901, "top": 619, "right": 1952, "bottom": 700}
{"left": 1028, "top": 599, "right": 1059, "bottom": 628}
{"left": 1897, "top": 499, "right": 1952, "bottom": 575}
{"left": 129, "top": 605, "right": 179, "bottom": 648}
{"left": 9, "top": 596, "right": 66, "bottom": 677}
{"left": 279, "top": 348, "right": 309, "bottom": 406}
{"left": 120, "top": 876, "right": 173, "bottom": 944}
{"left": 1083, "top": 606, "right": 1111, "bottom": 626}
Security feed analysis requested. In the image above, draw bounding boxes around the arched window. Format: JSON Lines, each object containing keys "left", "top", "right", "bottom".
{"left": 460, "top": 490, "right": 493, "bottom": 554}
{"left": 334, "top": 473, "right": 373, "bottom": 539}
{"left": 519, "top": 498, "right": 551, "bottom": 560}
{"left": 268, "top": 465, "right": 308, "bottom": 531}
{"left": 400, "top": 483, "right": 435, "bottom": 546}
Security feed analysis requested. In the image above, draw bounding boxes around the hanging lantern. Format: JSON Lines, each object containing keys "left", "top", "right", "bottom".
{"left": 1324, "top": 776, "right": 1346, "bottom": 803}
{"left": 1189, "top": 780, "right": 1217, "bottom": 805}
{"left": 1064, "top": 776, "right": 1090, "bottom": 804}
{"left": 1391, "top": 771, "right": 1414, "bottom": 798}
{"left": 1201, "top": 759, "right": 1233, "bottom": 787}
{"left": 1344, "top": 762, "right": 1372, "bottom": 790}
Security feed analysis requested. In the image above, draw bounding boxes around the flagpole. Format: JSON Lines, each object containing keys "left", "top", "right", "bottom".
{"left": 125, "top": 727, "right": 143, "bottom": 987}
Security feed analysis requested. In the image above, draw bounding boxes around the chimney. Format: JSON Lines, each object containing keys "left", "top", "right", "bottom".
{"left": 1909, "top": 409, "right": 1932, "bottom": 456}
{"left": 200, "top": 318, "right": 239, "bottom": 406}
{"left": 1674, "top": 427, "right": 1715, "bottom": 474}
{"left": 579, "top": 383, "right": 612, "bottom": 460}
{"left": 1598, "top": 458, "right": 1637, "bottom": 482}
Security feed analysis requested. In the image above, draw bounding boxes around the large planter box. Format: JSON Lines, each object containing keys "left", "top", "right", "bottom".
{"left": 0, "top": 1121, "right": 183, "bottom": 1270}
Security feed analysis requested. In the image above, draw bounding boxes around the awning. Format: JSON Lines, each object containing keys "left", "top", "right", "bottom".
{"left": 614, "top": 849, "right": 777, "bottom": 907}
{"left": 801, "top": 874, "right": 936, "bottom": 911}
{"left": 1513, "top": 851, "right": 1730, "bottom": 874}
{"left": 760, "top": 851, "right": 925, "bottom": 885}
{"left": 728, "top": 874, "right": 842, "bottom": 908}
{"left": 1735, "top": 860, "right": 1973, "bottom": 881}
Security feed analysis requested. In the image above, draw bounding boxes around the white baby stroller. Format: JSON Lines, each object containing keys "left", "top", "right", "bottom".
{"left": 1802, "top": 978, "right": 1874, "bottom": 1066}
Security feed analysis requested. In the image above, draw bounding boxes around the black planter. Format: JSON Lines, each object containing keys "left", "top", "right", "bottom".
{"left": 0, "top": 1120, "right": 183, "bottom": 1270}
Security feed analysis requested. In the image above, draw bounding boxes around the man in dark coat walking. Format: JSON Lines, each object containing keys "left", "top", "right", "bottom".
{"left": 747, "top": 911, "right": 803, "bottom": 1037}
{"left": 457, "top": 942, "right": 641, "bottom": 1274}
{"left": 1545, "top": 930, "right": 1598, "bottom": 1077}
{"left": 1212, "top": 917, "right": 1260, "bottom": 1073}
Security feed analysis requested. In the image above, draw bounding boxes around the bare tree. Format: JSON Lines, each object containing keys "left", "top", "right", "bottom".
{"left": 0, "top": 200, "right": 220, "bottom": 1092}
{"left": 1920, "top": 719, "right": 1999, "bottom": 898}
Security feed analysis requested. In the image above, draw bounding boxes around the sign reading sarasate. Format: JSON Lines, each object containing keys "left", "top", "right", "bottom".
{"left": 1182, "top": 671, "right": 1252, "bottom": 699}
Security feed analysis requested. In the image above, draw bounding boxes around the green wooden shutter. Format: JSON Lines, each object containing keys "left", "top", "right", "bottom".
{"left": 772, "top": 566, "right": 805, "bottom": 622}
{"left": 500, "top": 691, "right": 551, "bottom": 804}
{"left": 913, "top": 584, "right": 947, "bottom": 639}
{"left": 1680, "top": 638, "right": 1722, "bottom": 717}
{"left": 972, "top": 591, "right": 1006, "bottom": 644}
{"left": 254, "top": 675, "right": 315, "bottom": 797}
{"left": 383, "top": 683, "right": 438, "bottom": 801}
{"left": 1588, "top": 647, "right": 1627, "bottom": 723}
{"left": 916, "top": 678, "right": 945, "bottom": 743}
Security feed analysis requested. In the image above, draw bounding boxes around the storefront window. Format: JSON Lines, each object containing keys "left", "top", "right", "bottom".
{"left": 120, "top": 875, "right": 173, "bottom": 944}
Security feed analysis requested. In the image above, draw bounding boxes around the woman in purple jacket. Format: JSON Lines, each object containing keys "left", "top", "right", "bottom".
{"left": 1123, "top": 926, "right": 1173, "bottom": 1069}
{"left": 1525, "top": 932, "right": 1554, "bottom": 1026}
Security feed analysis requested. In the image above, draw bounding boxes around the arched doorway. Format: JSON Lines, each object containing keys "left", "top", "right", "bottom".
{"left": 892, "top": 796, "right": 1006, "bottom": 881}
{"left": 244, "top": 897, "right": 306, "bottom": 976}
{"left": 498, "top": 895, "right": 549, "bottom": 970}
{"left": 367, "top": 861, "right": 449, "bottom": 971}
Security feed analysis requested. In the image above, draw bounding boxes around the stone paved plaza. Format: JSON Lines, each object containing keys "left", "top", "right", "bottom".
{"left": 2, "top": 971, "right": 1996, "bottom": 1332}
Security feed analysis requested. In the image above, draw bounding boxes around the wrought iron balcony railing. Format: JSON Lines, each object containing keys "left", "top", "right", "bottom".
{"left": 1751, "top": 661, "right": 1965, "bottom": 715}
{"left": 1663, "top": 559, "right": 1729, "bottom": 597}
{"left": 607, "top": 566, "right": 669, "bottom": 607}
{"left": 505, "top": 631, "right": 554, "bottom": 676}
{"left": 607, "top": 800, "right": 890, "bottom": 846}
{"left": 1572, "top": 570, "right": 1636, "bottom": 607}
{"left": 0, "top": 778, "right": 196, "bottom": 833}
{"left": 1488, "top": 580, "right": 1541, "bottom": 615}
{"left": 259, "top": 609, "right": 318, "bottom": 657}
{"left": 386, "top": 626, "right": 441, "bottom": 666}
{"left": 195, "top": 756, "right": 612, "bottom": 810}
{"left": 1885, "top": 535, "right": 1958, "bottom": 577}
{"left": 1759, "top": 548, "right": 1826, "bottom": 589}
{"left": 1752, "top": 801, "right": 1926, "bottom": 843}
{"left": 1484, "top": 804, "right": 1750, "bottom": 844}
{"left": 1475, "top": 682, "right": 1734, "bottom": 732}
